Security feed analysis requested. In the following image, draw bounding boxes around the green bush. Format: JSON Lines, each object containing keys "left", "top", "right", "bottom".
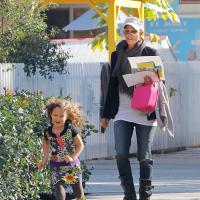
{"left": 0, "top": 0, "right": 70, "bottom": 80}
{"left": 0, "top": 89, "right": 97, "bottom": 200}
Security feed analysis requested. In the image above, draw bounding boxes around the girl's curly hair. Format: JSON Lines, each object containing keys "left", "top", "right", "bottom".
{"left": 45, "top": 97, "right": 84, "bottom": 134}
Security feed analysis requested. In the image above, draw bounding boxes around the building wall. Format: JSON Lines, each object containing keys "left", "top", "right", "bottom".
{"left": 146, "top": 0, "right": 200, "bottom": 61}
{"left": 169, "top": 0, "right": 200, "bottom": 15}
{"left": 45, "top": 1, "right": 200, "bottom": 40}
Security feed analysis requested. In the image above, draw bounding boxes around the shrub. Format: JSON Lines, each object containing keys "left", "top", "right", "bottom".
{"left": 0, "top": 89, "right": 97, "bottom": 200}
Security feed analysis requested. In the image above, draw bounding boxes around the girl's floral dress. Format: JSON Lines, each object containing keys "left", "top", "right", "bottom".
{"left": 43, "top": 122, "right": 82, "bottom": 185}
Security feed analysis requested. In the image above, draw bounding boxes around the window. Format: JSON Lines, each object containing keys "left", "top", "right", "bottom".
{"left": 73, "top": 8, "right": 105, "bottom": 38}
{"left": 45, "top": 8, "right": 70, "bottom": 38}
{"left": 45, "top": 6, "right": 105, "bottom": 39}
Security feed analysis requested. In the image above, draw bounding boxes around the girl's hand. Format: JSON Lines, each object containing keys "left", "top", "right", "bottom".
{"left": 38, "top": 160, "right": 47, "bottom": 171}
{"left": 63, "top": 155, "right": 74, "bottom": 163}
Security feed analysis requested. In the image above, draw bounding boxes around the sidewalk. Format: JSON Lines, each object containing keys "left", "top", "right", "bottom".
{"left": 84, "top": 147, "right": 200, "bottom": 200}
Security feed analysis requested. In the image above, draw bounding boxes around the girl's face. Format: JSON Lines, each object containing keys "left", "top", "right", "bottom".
{"left": 123, "top": 25, "right": 142, "bottom": 48}
{"left": 51, "top": 106, "right": 67, "bottom": 128}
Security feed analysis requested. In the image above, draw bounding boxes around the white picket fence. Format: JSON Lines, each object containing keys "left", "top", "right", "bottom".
{"left": 1, "top": 62, "right": 200, "bottom": 160}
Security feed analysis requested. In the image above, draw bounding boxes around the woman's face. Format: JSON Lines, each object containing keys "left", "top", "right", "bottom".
{"left": 123, "top": 25, "right": 142, "bottom": 48}
{"left": 51, "top": 106, "right": 67, "bottom": 128}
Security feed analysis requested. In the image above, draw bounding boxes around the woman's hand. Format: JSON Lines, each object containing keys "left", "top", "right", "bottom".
{"left": 100, "top": 118, "right": 109, "bottom": 129}
{"left": 144, "top": 75, "right": 153, "bottom": 84}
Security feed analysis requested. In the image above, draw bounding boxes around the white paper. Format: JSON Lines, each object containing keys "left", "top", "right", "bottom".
{"left": 128, "top": 56, "right": 164, "bottom": 71}
{"left": 123, "top": 71, "right": 160, "bottom": 87}
{"left": 123, "top": 56, "right": 165, "bottom": 87}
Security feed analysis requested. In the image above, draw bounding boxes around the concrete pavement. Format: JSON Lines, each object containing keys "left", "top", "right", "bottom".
{"left": 84, "top": 147, "right": 200, "bottom": 200}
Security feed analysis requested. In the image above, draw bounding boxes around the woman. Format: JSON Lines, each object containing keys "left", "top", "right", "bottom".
{"left": 101, "top": 17, "right": 158, "bottom": 200}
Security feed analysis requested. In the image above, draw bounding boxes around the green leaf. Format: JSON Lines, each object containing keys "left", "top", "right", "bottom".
{"left": 170, "top": 11, "right": 180, "bottom": 23}
{"left": 0, "top": 157, "right": 6, "bottom": 166}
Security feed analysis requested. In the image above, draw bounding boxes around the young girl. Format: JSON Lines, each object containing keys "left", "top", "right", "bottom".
{"left": 38, "top": 97, "right": 86, "bottom": 200}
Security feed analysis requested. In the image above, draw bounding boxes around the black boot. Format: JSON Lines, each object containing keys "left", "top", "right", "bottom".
{"left": 139, "top": 179, "right": 154, "bottom": 200}
{"left": 119, "top": 176, "right": 137, "bottom": 200}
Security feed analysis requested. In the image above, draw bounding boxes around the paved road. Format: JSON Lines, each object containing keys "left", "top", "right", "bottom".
{"left": 84, "top": 148, "right": 200, "bottom": 200}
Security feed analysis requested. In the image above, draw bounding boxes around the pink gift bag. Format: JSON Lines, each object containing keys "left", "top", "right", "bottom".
{"left": 131, "top": 83, "right": 158, "bottom": 113}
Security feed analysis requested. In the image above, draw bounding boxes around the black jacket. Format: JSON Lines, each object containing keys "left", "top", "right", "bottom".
{"left": 102, "top": 46, "right": 158, "bottom": 119}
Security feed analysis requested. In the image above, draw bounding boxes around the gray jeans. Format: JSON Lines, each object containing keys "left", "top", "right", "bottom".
{"left": 114, "top": 120, "right": 156, "bottom": 182}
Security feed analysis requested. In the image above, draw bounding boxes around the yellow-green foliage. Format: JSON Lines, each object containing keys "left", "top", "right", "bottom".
{"left": 0, "top": 89, "right": 97, "bottom": 199}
